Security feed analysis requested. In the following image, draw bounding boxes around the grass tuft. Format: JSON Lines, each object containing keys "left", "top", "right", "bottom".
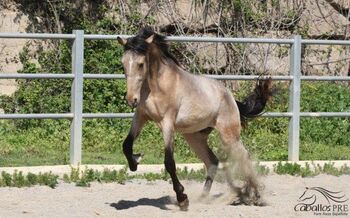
{"left": 1, "top": 162, "right": 350, "bottom": 188}
{"left": 273, "top": 162, "right": 350, "bottom": 177}
{"left": 0, "top": 171, "right": 58, "bottom": 188}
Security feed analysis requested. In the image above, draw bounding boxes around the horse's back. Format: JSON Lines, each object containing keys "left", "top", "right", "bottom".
{"left": 174, "top": 71, "right": 234, "bottom": 133}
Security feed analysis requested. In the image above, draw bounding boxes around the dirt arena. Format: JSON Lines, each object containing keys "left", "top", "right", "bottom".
{"left": 0, "top": 174, "right": 349, "bottom": 218}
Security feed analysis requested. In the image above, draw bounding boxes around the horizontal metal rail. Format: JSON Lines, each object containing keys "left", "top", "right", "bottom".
{"left": 83, "top": 113, "right": 134, "bottom": 119}
{"left": 1, "top": 33, "right": 350, "bottom": 46}
{"left": 3, "top": 112, "right": 349, "bottom": 119}
{"left": 83, "top": 74, "right": 125, "bottom": 79}
{"left": 166, "top": 36, "right": 295, "bottom": 44}
{"left": 0, "top": 33, "right": 75, "bottom": 39}
{"left": 262, "top": 112, "right": 350, "bottom": 117}
{"left": 83, "top": 74, "right": 293, "bottom": 80}
{"left": 2, "top": 73, "right": 349, "bottom": 81}
{"left": 76, "top": 34, "right": 350, "bottom": 45}
{"left": 205, "top": 75, "right": 292, "bottom": 80}
{"left": 81, "top": 112, "right": 350, "bottom": 118}
{"left": 300, "top": 112, "right": 350, "bottom": 117}
{"left": 302, "top": 39, "right": 350, "bottom": 45}
{"left": 0, "top": 73, "right": 74, "bottom": 79}
{"left": 261, "top": 112, "right": 292, "bottom": 117}
{"left": 0, "top": 113, "right": 73, "bottom": 119}
{"left": 300, "top": 76, "right": 350, "bottom": 81}
{"left": 84, "top": 34, "right": 129, "bottom": 40}
{"left": 85, "top": 34, "right": 295, "bottom": 44}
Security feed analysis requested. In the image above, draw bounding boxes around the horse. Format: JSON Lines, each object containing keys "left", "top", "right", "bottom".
{"left": 117, "top": 27, "right": 272, "bottom": 210}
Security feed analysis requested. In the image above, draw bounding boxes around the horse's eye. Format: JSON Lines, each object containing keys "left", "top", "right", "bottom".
{"left": 138, "top": 63, "right": 144, "bottom": 69}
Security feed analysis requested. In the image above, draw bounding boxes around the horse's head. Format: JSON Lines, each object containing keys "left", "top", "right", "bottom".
{"left": 298, "top": 187, "right": 317, "bottom": 205}
{"left": 118, "top": 27, "right": 180, "bottom": 108}
{"left": 117, "top": 31, "right": 154, "bottom": 108}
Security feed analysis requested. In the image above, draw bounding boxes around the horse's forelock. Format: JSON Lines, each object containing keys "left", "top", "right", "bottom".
{"left": 124, "top": 27, "right": 180, "bottom": 66}
{"left": 124, "top": 36, "right": 149, "bottom": 54}
{"left": 123, "top": 27, "right": 155, "bottom": 54}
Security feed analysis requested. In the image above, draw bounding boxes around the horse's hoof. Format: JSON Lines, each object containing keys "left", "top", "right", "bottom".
{"left": 230, "top": 193, "right": 252, "bottom": 206}
{"left": 128, "top": 153, "right": 143, "bottom": 172}
{"left": 178, "top": 198, "right": 189, "bottom": 211}
{"left": 230, "top": 195, "right": 266, "bottom": 206}
{"left": 254, "top": 198, "right": 267, "bottom": 207}
{"left": 129, "top": 164, "right": 137, "bottom": 172}
{"left": 230, "top": 197, "right": 244, "bottom": 206}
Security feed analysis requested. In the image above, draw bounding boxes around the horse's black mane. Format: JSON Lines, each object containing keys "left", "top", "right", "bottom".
{"left": 124, "top": 27, "right": 180, "bottom": 66}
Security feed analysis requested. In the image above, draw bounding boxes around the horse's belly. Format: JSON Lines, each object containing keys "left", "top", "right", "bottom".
{"left": 175, "top": 106, "right": 215, "bottom": 133}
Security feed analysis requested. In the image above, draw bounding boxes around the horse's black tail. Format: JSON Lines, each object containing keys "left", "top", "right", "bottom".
{"left": 236, "top": 78, "right": 273, "bottom": 124}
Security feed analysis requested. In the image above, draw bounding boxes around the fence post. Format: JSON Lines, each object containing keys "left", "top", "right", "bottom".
{"left": 288, "top": 35, "right": 302, "bottom": 161}
{"left": 70, "top": 30, "right": 84, "bottom": 165}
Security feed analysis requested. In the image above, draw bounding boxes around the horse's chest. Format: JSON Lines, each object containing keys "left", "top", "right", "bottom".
{"left": 142, "top": 96, "right": 168, "bottom": 121}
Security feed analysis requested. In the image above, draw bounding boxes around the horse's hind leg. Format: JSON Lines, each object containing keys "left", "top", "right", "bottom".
{"left": 183, "top": 128, "right": 219, "bottom": 197}
{"left": 123, "top": 110, "right": 147, "bottom": 171}
{"left": 215, "top": 116, "right": 261, "bottom": 205}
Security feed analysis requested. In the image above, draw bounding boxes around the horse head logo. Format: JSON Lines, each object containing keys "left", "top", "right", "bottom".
{"left": 298, "top": 187, "right": 348, "bottom": 205}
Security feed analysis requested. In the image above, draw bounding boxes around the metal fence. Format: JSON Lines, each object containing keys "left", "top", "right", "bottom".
{"left": 1, "top": 30, "right": 350, "bottom": 164}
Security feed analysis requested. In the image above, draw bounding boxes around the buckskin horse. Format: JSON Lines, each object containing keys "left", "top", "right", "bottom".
{"left": 117, "top": 27, "right": 272, "bottom": 210}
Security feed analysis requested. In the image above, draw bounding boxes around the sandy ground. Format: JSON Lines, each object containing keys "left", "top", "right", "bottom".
{"left": 0, "top": 174, "right": 349, "bottom": 218}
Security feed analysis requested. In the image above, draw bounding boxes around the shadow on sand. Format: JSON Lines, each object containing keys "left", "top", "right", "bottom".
{"left": 110, "top": 196, "right": 174, "bottom": 211}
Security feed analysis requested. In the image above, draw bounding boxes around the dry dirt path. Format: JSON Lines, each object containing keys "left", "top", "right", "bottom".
{"left": 0, "top": 174, "right": 349, "bottom": 218}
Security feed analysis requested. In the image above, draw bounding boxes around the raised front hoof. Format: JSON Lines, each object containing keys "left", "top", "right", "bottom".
{"left": 128, "top": 153, "right": 143, "bottom": 172}
{"left": 178, "top": 198, "right": 189, "bottom": 211}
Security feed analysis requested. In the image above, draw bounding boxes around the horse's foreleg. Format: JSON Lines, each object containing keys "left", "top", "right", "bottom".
{"left": 161, "top": 120, "right": 189, "bottom": 210}
{"left": 123, "top": 111, "right": 147, "bottom": 171}
{"left": 183, "top": 130, "right": 218, "bottom": 197}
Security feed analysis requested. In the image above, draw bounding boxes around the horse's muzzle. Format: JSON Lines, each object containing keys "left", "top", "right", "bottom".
{"left": 128, "top": 97, "right": 139, "bottom": 108}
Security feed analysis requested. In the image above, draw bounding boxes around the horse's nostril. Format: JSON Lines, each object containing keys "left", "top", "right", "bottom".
{"left": 131, "top": 98, "right": 138, "bottom": 108}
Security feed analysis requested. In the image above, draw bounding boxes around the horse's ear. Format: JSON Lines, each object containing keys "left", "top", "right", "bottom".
{"left": 145, "top": 34, "right": 154, "bottom": 44}
{"left": 117, "top": 37, "right": 127, "bottom": 46}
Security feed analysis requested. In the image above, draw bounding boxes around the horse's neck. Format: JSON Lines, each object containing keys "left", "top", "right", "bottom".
{"left": 147, "top": 51, "right": 179, "bottom": 93}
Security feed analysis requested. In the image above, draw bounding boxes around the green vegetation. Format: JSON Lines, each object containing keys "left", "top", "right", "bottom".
{"left": 65, "top": 166, "right": 130, "bottom": 187}
{"left": 0, "top": 164, "right": 269, "bottom": 188}
{"left": 0, "top": 171, "right": 58, "bottom": 188}
{"left": 0, "top": 162, "right": 349, "bottom": 188}
{"left": 1, "top": 81, "right": 350, "bottom": 166}
{"left": 63, "top": 166, "right": 208, "bottom": 187}
{"left": 274, "top": 162, "right": 350, "bottom": 177}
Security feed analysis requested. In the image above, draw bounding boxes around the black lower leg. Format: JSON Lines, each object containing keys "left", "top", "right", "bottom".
{"left": 122, "top": 133, "right": 141, "bottom": 171}
{"left": 203, "top": 177, "right": 213, "bottom": 194}
{"left": 164, "top": 148, "right": 188, "bottom": 204}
